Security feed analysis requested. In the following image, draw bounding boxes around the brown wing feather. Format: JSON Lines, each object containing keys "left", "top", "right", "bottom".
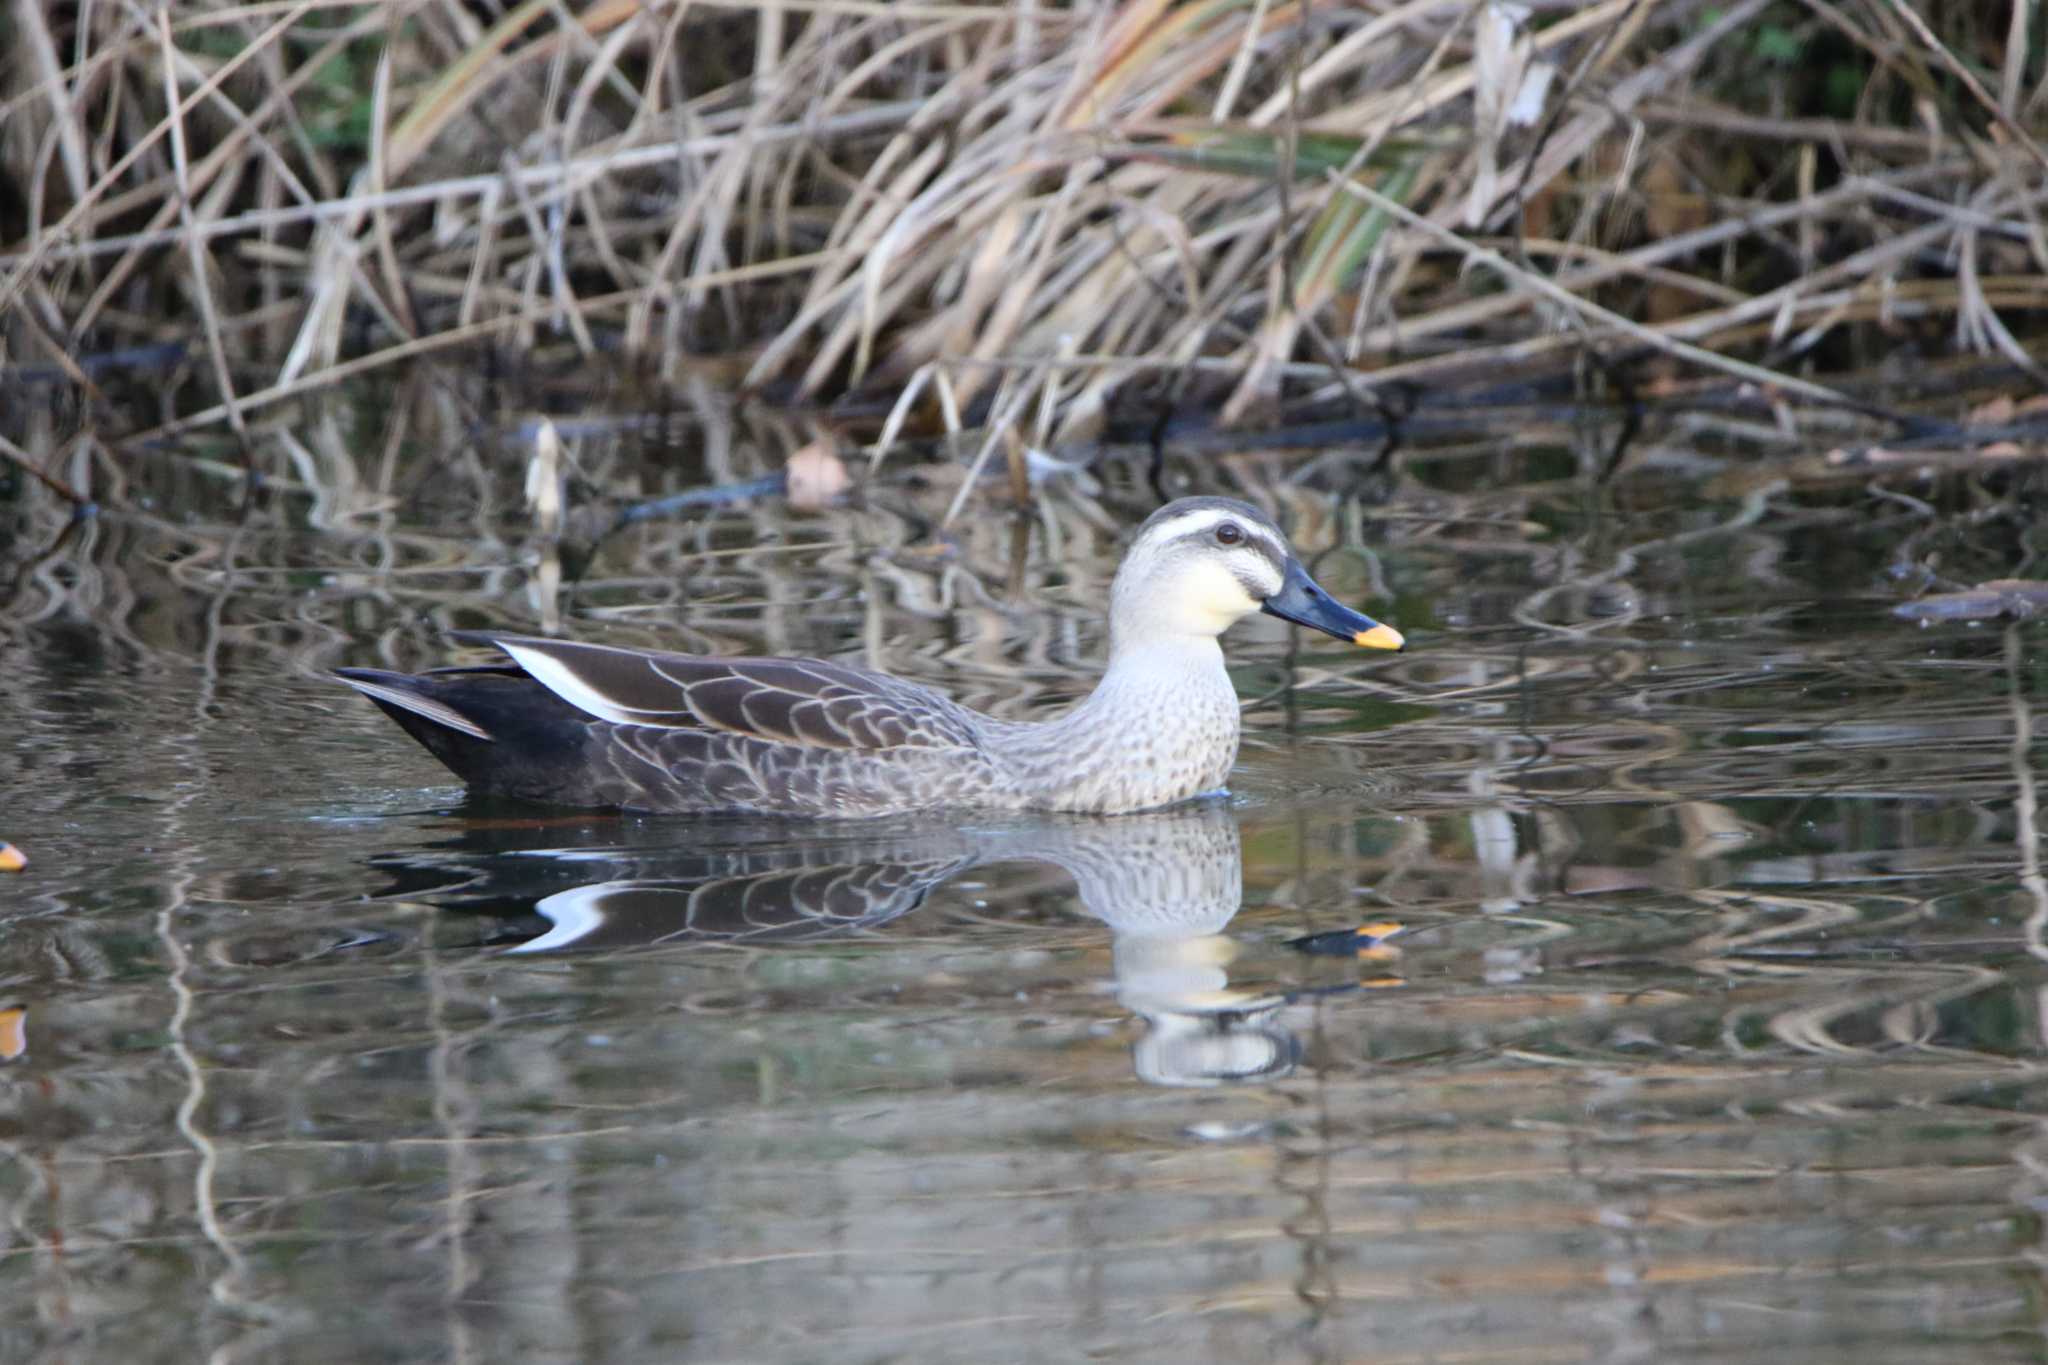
{"left": 453, "top": 632, "right": 981, "bottom": 754}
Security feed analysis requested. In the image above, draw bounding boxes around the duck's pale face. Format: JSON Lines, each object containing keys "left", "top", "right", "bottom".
{"left": 1135, "top": 546, "right": 1284, "bottom": 637}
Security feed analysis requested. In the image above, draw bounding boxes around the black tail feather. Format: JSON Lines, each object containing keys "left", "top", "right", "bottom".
{"left": 335, "top": 667, "right": 601, "bottom": 803}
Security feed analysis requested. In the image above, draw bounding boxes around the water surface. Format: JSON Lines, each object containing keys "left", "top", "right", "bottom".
{"left": 3, "top": 383, "right": 2046, "bottom": 1362}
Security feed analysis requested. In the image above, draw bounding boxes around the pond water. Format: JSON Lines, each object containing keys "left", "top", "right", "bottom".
{"left": 3, "top": 377, "right": 2047, "bottom": 1362}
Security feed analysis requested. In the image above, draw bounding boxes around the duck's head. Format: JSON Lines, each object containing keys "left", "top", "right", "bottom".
{"left": 1110, "top": 496, "right": 1405, "bottom": 650}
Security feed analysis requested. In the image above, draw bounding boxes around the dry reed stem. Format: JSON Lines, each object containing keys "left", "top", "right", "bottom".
{"left": 154, "top": 7, "right": 246, "bottom": 447}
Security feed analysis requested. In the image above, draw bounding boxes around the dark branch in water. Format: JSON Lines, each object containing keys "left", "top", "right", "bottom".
{"left": 613, "top": 475, "right": 787, "bottom": 528}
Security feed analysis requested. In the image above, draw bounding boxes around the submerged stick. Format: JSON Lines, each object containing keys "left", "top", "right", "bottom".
{"left": 614, "top": 475, "right": 785, "bottom": 525}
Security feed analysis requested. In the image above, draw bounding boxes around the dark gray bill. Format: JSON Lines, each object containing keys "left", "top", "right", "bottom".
{"left": 1258, "top": 559, "right": 1405, "bottom": 650}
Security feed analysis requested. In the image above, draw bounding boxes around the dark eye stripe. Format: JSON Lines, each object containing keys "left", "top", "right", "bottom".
{"left": 1244, "top": 534, "right": 1287, "bottom": 573}
{"left": 1179, "top": 524, "right": 1282, "bottom": 560}
{"left": 1168, "top": 516, "right": 1288, "bottom": 570}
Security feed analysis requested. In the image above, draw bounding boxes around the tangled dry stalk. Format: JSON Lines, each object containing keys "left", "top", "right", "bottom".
{"left": 2, "top": 0, "right": 2044, "bottom": 504}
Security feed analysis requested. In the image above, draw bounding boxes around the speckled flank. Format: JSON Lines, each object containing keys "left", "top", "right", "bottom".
{"left": 582, "top": 713, "right": 1010, "bottom": 816}
{"left": 543, "top": 644, "right": 1241, "bottom": 816}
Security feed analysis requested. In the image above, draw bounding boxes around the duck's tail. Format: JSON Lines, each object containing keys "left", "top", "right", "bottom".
{"left": 335, "top": 664, "right": 601, "bottom": 803}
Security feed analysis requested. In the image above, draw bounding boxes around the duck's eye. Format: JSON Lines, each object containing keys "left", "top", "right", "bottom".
{"left": 1215, "top": 523, "right": 1244, "bottom": 546}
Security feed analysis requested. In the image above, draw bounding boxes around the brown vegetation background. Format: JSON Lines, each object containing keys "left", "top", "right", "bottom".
{"left": 2, "top": 1, "right": 2043, "bottom": 490}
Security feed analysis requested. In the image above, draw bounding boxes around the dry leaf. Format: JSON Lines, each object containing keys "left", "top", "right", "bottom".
{"left": 785, "top": 439, "right": 850, "bottom": 511}
{"left": 1967, "top": 395, "right": 2015, "bottom": 425}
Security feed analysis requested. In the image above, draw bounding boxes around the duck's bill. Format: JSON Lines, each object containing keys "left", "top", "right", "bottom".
{"left": 1260, "top": 560, "right": 1406, "bottom": 650}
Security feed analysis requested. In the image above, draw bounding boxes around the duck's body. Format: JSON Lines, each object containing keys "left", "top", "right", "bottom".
{"left": 338, "top": 497, "right": 1403, "bottom": 816}
{"left": 340, "top": 637, "right": 1241, "bottom": 815}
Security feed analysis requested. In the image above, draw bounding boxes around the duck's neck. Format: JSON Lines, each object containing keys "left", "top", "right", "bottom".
{"left": 996, "top": 633, "right": 1243, "bottom": 812}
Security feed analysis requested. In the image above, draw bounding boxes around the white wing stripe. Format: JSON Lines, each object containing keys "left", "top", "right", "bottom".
{"left": 500, "top": 640, "right": 672, "bottom": 725}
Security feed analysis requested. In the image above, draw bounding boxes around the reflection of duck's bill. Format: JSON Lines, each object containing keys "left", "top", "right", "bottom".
{"left": 1259, "top": 559, "right": 1404, "bottom": 650}
{"left": 1288, "top": 921, "right": 1407, "bottom": 958}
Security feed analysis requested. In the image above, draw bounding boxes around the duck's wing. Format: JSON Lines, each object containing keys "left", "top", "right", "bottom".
{"left": 449, "top": 632, "right": 983, "bottom": 753}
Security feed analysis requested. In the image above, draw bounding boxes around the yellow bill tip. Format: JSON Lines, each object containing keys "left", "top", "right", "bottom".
{"left": 1353, "top": 623, "right": 1405, "bottom": 651}
{"left": 0, "top": 843, "right": 23, "bottom": 873}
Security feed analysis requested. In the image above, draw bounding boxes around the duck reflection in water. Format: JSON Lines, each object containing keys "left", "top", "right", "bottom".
{"left": 380, "top": 801, "right": 1341, "bottom": 1088}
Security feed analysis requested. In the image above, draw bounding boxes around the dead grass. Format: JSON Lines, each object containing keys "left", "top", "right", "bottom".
{"left": 2, "top": 0, "right": 2045, "bottom": 503}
